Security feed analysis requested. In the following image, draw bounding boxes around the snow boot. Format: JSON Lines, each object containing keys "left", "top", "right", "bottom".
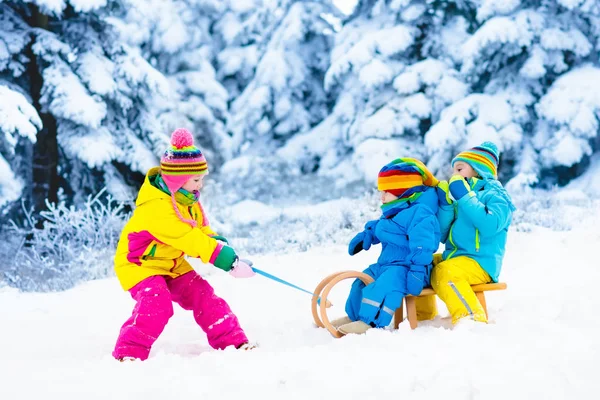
{"left": 236, "top": 342, "right": 257, "bottom": 351}
{"left": 338, "top": 321, "right": 372, "bottom": 335}
{"left": 118, "top": 357, "right": 139, "bottom": 362}
{"left": 330, "top": 316, "right": 352, "bottom": 329}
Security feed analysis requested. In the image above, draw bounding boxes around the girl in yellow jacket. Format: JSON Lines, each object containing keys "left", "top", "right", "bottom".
{"left": 112, "top": 128, "right": 255, "bottom": 361}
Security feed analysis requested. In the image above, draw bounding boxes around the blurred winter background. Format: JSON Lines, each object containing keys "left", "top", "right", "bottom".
{"left": 1, "top": 0, "right": 599, "bottom": 292}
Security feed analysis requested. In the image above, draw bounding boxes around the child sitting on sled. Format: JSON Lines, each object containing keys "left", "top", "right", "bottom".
{"left": 417, "top": 142, "right": 516, "bottom": 324}
{"left": 335, "top": 158, "right": 441, "bottom": 335}
{"left": 112, "top": 128, "right": 255, "bottom": 361}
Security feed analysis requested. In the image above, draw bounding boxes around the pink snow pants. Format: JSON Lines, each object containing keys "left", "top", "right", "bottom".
{"left": 112, "top": 271, "right": 248, "bottom": 360}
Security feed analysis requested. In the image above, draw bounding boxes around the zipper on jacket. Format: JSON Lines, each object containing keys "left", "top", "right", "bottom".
{"left": 475, "top": 229, "right": 480, "bottom": 252}
{"left": 447, "top": 225, "right": 458, "bottom": 259}
{"left": 142, "top": 244, "right": 157, "bottom": 260}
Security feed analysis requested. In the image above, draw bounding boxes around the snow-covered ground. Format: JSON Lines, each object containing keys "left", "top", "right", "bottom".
{"left": 1, "top": 213, "right": 599, "bottom": 399}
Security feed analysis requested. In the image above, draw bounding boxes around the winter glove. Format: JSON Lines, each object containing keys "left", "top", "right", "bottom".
{"left": 436, "top": 180, "right": 453, "bottom": 206}
{"left": 211, "top": 235, "right": 229, "bottom": 244}
{"left": 449, "top": 175, "right": 471, "bottom": 201}
{"left": 212, "top": 245, "right": 237, "bottom": 272}
{"left": 348, "top": 220, "right": 380, "bottom": 256}
{"left": 406, "top": 264, "right": 427, "bottom": 296}
{"left": 348, "top": 231, "right": 370, "bottom": 255}
{"left": 364, "top": 220, "right": 379, "bottom": 232}
{"left": 229, "top": 258, "right": 256, "bottom": 278}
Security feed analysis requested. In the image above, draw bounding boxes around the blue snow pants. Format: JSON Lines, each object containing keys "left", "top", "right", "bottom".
{"left": 345, "top": 263, "right": 408, "bottom": 328}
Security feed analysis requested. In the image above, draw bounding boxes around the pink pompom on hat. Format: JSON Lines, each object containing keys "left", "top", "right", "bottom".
{"left": 160, "top": 128, "right": 208, "bottom": 193}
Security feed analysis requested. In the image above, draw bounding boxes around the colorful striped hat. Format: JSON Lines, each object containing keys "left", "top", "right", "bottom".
{"left": 160, "top": 128, "right": 208, "bottom": 193}
{"left": 377, "top": 157, "right": 439, "bottom": 197}
{"left": 452, "top": 142, "right": 499, "bottom": 179}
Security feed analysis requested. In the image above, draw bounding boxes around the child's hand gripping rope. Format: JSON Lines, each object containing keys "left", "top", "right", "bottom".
{"left": 229, "top": 258, "right": 256, "bottom": 278}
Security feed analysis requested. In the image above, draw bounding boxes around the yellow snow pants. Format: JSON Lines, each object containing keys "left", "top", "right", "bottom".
{"left": 416, "top": 254, "right": 492, "bottom": 324}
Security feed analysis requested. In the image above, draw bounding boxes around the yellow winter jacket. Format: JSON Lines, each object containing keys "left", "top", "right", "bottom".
{"left": 114, "top": 167, "right": 223, "bottom": 291}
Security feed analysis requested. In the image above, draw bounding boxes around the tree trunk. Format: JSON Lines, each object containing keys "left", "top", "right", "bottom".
{"left": 26, "top": 6, "right": 59, "bottom": 225}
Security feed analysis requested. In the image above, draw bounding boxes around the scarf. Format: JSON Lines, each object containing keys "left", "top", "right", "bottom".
{"left": 153, "top": 174, "right": 200, "bottom": 206}
{"left": 381, "top": 190, "right": 424, "bottom": 219}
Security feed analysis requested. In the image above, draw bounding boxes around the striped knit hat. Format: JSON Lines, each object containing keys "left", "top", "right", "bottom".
{"left": 377, "top": 157, "right": 439, "bottom": 197}
{"left": 160, "top": 128, "right": 208, "bottom": 193}
{"left": 452, "top": 141, "right": 499, "bottom": 180}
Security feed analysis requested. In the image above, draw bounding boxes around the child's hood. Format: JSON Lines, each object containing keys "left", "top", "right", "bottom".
{"left": 411, "top": 187, "right": 438, "bottom": 214}
{"left": 136, "top": 167, "right": 170, "bottom": 207}
{"left": 478, "top": 179, "right": 516, "bottom": 212}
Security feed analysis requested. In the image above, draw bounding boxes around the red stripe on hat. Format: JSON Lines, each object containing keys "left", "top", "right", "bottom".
{"left": 377, "top": 170, "right": 421, "bottom": 178}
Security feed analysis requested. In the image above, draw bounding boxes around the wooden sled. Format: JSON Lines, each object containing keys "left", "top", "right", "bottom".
{"left": 312, "top": 271, "right": 507, "bottom": 337}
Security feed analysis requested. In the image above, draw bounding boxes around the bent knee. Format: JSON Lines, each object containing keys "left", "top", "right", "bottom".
{"left": 431, "top": 264, "right": 455, "bottom": 288}
{"left": 139, "top": 289, "right": 174, "bottom": 321}
{"left": 153, "top": 293, "right": 174, "bottom": 320}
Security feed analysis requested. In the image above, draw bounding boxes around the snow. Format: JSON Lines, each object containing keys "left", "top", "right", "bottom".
{"left": 476, "top": 0, "right": 521, "bottom": 22}
{"left": 226, "top": 197, "right": 375, "bottom": 229}
{"left": 536, "top": 65, "right": 600, "bottom": 167}
{"left": 77, "top": 52, "right": 117, "bottom": 96}
{"left": 28, "top": 0, "right": 66, "bottom": 15}
{"left": 540, "top": 28, "right": 592, "bottom": 56}
{"left": 228, "top": 200, "right": 281, "bottom": 225}
{"left": 0, "top": 85, "right": 42, "bottom": 144}
{"left": 352, "top": 138, "right": 424, "bottom": 183}
{"left": 0, "top": 154, "right": 23, "bottom": 207}
{"left": 325, "top": 24, "right": 416, "bottom": 89}
{"left": 61, "top": 127, "right": 122, "bottom": 168}
{"left": 217, "top": 45, "right": 259, "bottom": 78}
{"left": 519, "top": 45, "right": 546, "bottom": 79}
{"left": 438, "top": 17, "right": 470, "bottom": 65}
{"left": 462, "top": 11, "right": 543, "bottom": 74}
{"left": 333, "top": 0, "right": 357, "bottom": 15}
{"left": 2, "top": 217, "right": 600, "bottom": 399}
{"left": 358, "top": 58, "right": 395, "bottom": 90}
{"left": 567, "top": 154, "right": 600, "bottom": 197}
{"left": 425, "top": 94, "right": 523, "bottom": 177}
{"left": 69, "top": 0, "right": 107, "bottom": 12}
{"left": 228, "top": 0, "right": 257, "bottom": 15}
{"left": 0, "top": 10, "right": 30, "bottom": 76}
{"left": 41, "top": 61, "right": 107, "bottom": 129}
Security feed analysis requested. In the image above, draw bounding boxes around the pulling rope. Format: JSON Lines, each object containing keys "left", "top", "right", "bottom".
{"left": 252, "top": 266, "right": 332, "bottom": 307}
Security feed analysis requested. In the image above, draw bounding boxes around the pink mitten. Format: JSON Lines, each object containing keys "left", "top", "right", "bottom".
{"left": 229, "top": 259, "right": 256, "bottom": 278}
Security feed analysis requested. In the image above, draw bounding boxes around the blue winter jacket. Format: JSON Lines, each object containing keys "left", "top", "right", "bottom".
{"left": 438, "top": 178, "right": 515, "bottom": 282}
{"left": 374, "top": 188, "right": 441, "bottom": 275}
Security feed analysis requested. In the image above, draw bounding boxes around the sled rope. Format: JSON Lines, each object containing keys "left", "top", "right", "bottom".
{"left": 252, "top": 267, "right": 331, "bottom": 307}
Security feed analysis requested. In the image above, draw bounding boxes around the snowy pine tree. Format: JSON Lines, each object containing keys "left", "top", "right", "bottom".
{"left": 280, "top": 0, "right": 470, "bottom": 185}
{"left": 225, "top": 1, "right": 339, "bottom": 158}
{"left": 108, "top": 0, "right": 236, "bottom": 163}
{"left": 425, "top": 0, "right": 600, "bottom": 186}
{"left": 0, "top": 0, "right": 173, "bottom": 217}
{"left": 3, "top": 0, "right": 600, "bottom": 220}
{"left": 280, "top": 0, "right": 600, "bottom": 188}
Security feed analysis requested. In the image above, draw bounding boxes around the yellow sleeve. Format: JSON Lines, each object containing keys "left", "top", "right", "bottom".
{"left": 200, "top": 225, "right": 218, "bottom": 237}
{"left": 139, "top": 200, "right": 219, "bottom": 264}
